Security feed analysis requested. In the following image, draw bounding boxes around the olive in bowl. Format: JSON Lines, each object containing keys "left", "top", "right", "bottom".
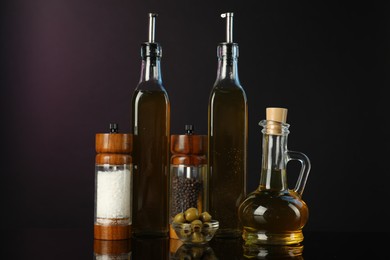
{"left": 172, "top": 208, "right": 219, "bottom": 244}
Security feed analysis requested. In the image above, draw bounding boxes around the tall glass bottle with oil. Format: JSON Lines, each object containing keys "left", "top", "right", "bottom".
{"left": 208, "top": 12, "right": 248, "bottom": 238}
{"left": 131, "top": 13, "right": 170, "bottom": 237}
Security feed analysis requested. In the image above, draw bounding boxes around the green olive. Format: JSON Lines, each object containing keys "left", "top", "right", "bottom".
{"left": 199, "top": 212, "right": 212, "bottom": 222}
{"left": 179, "top": 224, "right": 192, "bottom": 238}
{"left": 190, "top": 232, "right": 204, "bottom": 243}
{"left": 184, "top": 207, "right": 199, "bottom": 222}
{"left": 191, "top": 219, "right": 203, "bottom": 232}
{"left": 173, "top": 212, "right": 186, "bottom": 223}
{"left": 179, "top": 229, "right": 191, "bottom": 238}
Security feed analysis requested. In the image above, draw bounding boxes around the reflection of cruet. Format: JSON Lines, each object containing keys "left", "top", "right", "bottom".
{"left": 243, "top": 244, "right": 304, "bottom": 259}
{"left": 238, "top": 107, "right": 311, "bottom": 246}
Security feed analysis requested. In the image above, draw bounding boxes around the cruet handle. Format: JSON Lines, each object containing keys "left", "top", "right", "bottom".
{"left": 286, "top": 150, "right": 311, "bottom": 197}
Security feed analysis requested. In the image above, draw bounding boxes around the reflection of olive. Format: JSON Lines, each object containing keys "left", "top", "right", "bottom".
{"left": 200, "top": 212, "right": 212, "bottom": 222}
{"left": 185, "top": 207, "right": 199, "bottom": 222}
{"left": 191, "top": 246, "right": 204, "bottom": 258}
{"left": 173, "top": 212, "right": 186, "bottom": 223}
{"left": 179, "top": 254, "right": 191, "bottom": 260}
{"left": 203, "top": 255, "right": 218, "bottom": 260}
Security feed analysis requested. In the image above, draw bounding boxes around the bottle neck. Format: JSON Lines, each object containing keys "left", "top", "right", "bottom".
{"left": 138, "top": 42, "right": 163, "bottom": 84}
{"left": 259, "top": 133, "right": 289, "bottom": 192}
{"left": 139, "top": 56, "right": 162, "bottom": 83}
{"left": 215, "top": 43, "right": 240, "bottom": 83}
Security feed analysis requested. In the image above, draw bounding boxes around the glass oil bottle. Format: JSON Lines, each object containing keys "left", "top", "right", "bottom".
{"left": 169, "top": 125, "right": 208, "bottom": 239}
{"left": 238, "top": 107, "right": 311, "bottom": 246}
{"left": 208, "top": 12, "right": 248, "bottom": 238}
{"left": 131, "top": 13, "right": 170, "bottom": 237}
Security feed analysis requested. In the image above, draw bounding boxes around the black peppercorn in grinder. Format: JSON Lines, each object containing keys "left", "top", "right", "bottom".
{"left": 169, "top": 125, "right": 208, "bottom": 239}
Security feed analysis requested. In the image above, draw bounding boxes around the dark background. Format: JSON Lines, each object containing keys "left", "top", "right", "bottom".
{"left": 1, "top": 0, "right": 389, "bottom": 233}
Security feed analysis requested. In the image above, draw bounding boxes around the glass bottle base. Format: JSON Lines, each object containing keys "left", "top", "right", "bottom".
{"left": 242, "top": 230, "right": 304, "bottom": 245}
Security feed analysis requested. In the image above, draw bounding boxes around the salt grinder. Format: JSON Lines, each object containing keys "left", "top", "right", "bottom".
{"left": 94, "top": 123, "right": 132, "bottom": 240}
{"left": 93, "top": 239, "right": 132, "bottom": 259}
{"left": 169, "top": 125, "right": 208, "bottom": 239}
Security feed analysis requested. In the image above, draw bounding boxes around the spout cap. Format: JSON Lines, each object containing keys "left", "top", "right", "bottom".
{"left": 141, "top": 13, "right": 162, "bottom": 58}
{"left": 266, "top": 107, "right": 288, "bottom": 123}
{"left": 221, "top": 12, "right": 234, "bottom": 43}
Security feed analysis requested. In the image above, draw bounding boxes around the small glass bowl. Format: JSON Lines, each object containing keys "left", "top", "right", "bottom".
{"left": 172, "top": 220, "right": 219, "bottom": 244}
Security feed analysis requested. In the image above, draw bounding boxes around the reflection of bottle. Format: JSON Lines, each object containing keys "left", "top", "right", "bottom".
{"left": 208, "top": 12, "right": 248, "bottom": 238}
{"left": 238, "top": 108, "right": 310, "bottom": 246}
{"left": 131, "top": 13, "right": 170, "bottom": 237}
{"left": 169, "top": 125, "right": 208, "bottom": 239}
{"left": 210, "top": 237, "right": 243, "bottom": 260}
{"left": 132, "top": 237, "right": 169, "bottom": 260}
{"left": 94, "top": 123, "right": 132, "bottom": 240}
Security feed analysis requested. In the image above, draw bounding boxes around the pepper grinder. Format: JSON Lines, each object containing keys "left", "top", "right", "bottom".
{"left": 169, "top": 124, "right": 208, "bottom": 239}
{"left": 94, "top": 123, "right": 133, "bottom": 240}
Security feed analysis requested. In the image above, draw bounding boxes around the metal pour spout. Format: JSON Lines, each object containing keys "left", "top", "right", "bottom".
{"left": 221, "top": 12, "right": 234, "bottom": 43}
{"left": 148, "top": 13, "right": 158, "bottom": 43}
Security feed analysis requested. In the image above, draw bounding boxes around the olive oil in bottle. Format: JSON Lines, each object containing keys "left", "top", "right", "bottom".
{"left": 238, "top": 108, "right": 310, "bottom": 247}
{"left": 131, "top": 13, "right": 170, "bottom": 237}
{"left": 208, "top": 12, "right": 248, "bottom": 238}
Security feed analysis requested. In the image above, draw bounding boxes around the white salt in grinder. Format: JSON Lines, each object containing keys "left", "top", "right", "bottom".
{"left": 94, "top": 123, "right": 133, "bottom": 240}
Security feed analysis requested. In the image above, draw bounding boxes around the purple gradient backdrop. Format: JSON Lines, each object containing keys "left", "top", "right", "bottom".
{"left": 1, "top": 0, "right": 389, "bottom": 231}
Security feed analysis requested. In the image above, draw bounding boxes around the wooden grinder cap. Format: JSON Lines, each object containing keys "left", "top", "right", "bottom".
{"left": 95, "top": 123, "right": 132, "bottom": 165}
{"left": 266, "top": 107, "right": 288, "bottom": 135}
{"left": 171, "top": 125, "right": 207, "bottom": 155}
{"left": 171, "top": 124, "right": 207, "bottom": 165}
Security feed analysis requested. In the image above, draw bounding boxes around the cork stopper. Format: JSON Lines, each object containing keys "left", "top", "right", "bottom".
{"left": 266, "top": 107, "right": 288, "bottom": 123}
{"left": 265, "top": 107, "right": 288, "bottom": 135}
